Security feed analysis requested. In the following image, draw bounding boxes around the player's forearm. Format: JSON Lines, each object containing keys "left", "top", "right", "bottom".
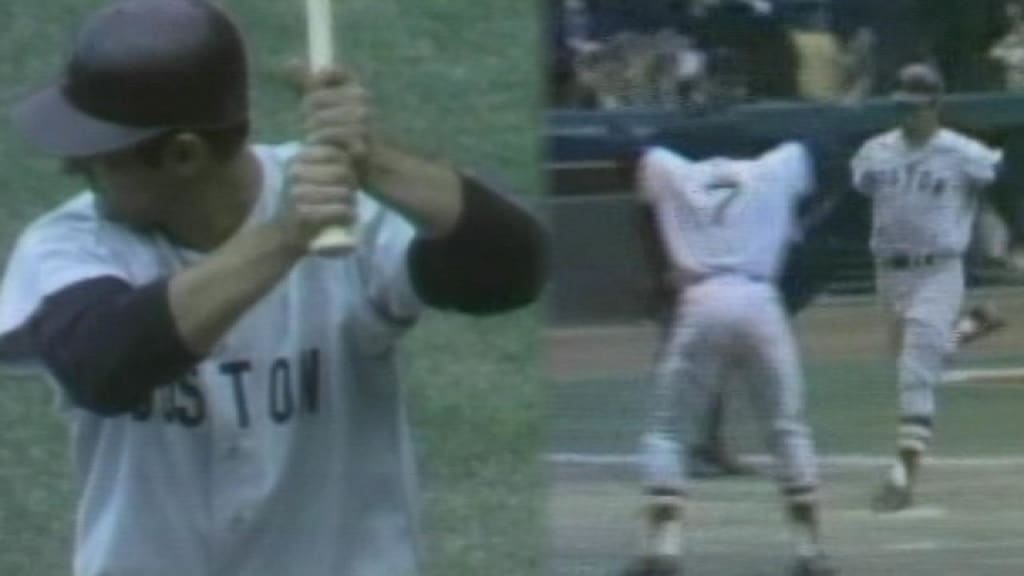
{"left": 360, "top": 141, "right": 547, "bottom": 313}
{"left": 24, "top": 216, "right": 306, "bottom": 415}
{"left": 406, "top": 173, "right": 548, "bottom": 313}
{"left": 363, "top": 142, "right": 464, "bottom": 236}
{"left": 169, "top": 222, "right": 303, "bottom": 355}
{"left": 26, "top": 227, "right": 304, "bottom": 415}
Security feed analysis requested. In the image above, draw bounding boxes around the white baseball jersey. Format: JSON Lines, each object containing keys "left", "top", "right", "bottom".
{"left": 640, "top": 143, "right": 821, "bottom": 498}
{"left": 639, "top": 142, "right": 815, "bottom": 284}
{"left": 850, "top": 128, "right": 1003, "bottom": 258}
{"left": 0, "top": 143, "right": 424, "bottom": 576}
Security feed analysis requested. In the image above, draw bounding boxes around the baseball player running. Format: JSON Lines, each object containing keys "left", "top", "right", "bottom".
{"left": 0, "top": 1, "right": 545, "bottom": 575}
{"left": 628, "top": 142, "right": 838, "bottom": 576}
{"left": 850, "top": 63, "right": 1003, "bottom": 513}
{"left": 638, "top": 119, "right": 1007, "bottom": 481}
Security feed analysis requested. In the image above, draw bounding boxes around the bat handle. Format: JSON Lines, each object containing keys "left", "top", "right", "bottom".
{"left": 308, "top": 226, "right": 356, "bottom": 254}
{"left": 306, "top": 0, "right": 334, "bottom": 70}
{"left": 305, "top": 0, "right": 357, "bottom": 254}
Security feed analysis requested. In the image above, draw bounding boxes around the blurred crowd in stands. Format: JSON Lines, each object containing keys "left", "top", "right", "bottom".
{"left": 549, "top": 0, "right": 1024, "bottom": 110}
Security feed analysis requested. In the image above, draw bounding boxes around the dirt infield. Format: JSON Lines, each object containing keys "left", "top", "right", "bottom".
{"left": 546, "top": 288, "right": 1024, "bottom": 382}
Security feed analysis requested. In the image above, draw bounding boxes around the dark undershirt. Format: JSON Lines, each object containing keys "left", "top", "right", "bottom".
{"left": 410, "top": 173, "right": 548, "bottom": 313}
{"left": 27, "top": 174, "right": 548, "bottom": 414}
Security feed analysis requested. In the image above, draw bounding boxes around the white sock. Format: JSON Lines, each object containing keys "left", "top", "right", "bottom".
{"left": 649, "top": 516, "right": 685, "bottom": 558}
{"left": 889, "top": 460, "right": 909, "bottom": 487}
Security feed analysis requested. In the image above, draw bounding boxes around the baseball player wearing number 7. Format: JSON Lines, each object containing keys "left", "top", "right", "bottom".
{"left": 0, "top": 1, "right": 546, "bottom": 575}
{"left": 626, "top": 142, "right": 838, "bottom": 576}
{"left": 850, "top": 63, "right": 1004, "bottom": 513}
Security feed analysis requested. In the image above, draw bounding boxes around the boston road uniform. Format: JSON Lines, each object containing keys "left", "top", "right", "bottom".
{"left": 851, "top": 127, "right": 1002, "bottom": 451}
{"left": 0, "top": 142, "right": 545, "bottom": 576}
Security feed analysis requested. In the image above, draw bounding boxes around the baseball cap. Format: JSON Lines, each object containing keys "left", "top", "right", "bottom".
{"left": 891, "top": 63, "right": 945, "bottom": 104}
{"left": 12, "top": 0, "right": 249, "bottom": 158}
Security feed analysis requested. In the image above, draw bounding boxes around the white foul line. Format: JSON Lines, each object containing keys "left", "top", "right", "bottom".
{"left": 546, "top": 452, "right": 1024, "bottom": 468}
{"left": 942, "top": 366, "right": 1024, "bottom": 384}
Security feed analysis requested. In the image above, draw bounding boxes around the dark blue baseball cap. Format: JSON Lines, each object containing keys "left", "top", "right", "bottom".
{"left": 12, "top": 0, "right": 249, "bottom": 158}
{"left": 891, "top": 63, "right": 945, "bottom": 105}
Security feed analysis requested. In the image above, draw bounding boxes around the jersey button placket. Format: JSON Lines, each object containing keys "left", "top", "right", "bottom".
{"left": 211, "top": 431, "right": 260, "bottom": 570}
{"left": 208, "top": 379, "right": 259, "bottom": 562}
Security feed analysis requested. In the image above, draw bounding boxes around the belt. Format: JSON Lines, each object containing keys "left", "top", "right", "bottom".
{"left": 877, "top": 253, "right": 947, "bottom": 270}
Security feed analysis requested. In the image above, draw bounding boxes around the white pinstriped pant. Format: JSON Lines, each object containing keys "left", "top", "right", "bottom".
{"left": 642, "top": 276, "right": 819, "bottom": 495}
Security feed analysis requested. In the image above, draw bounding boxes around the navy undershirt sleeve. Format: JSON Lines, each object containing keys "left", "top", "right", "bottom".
{"left": 636, "top": 204, "right": 674, "bottom": 325}
{"left": 408, "top": 173, "right": 548, "bottom": 314}
{"left": 28, "top": 176, "right": 546, "bottom": 415}
{"left": 29, "top": 276, "right": 199, "bottom": 415}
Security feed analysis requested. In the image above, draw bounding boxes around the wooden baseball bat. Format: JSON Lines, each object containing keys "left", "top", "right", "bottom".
{"left": 305, "top": 0, "right": 357, "bottom": 253}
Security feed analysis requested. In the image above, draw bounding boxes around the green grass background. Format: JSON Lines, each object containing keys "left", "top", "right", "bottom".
{"left": 0, "top": 1, "right": 544, "bottom": 575}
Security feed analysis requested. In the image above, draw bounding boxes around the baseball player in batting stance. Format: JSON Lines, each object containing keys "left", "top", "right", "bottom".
{"left": 851, "top": 63, "right": 1004, "bottom": 513}
{"left": 627, "top": 141, "right": 838, "bottom": 576}
{"left": 0, "top": 1, "right": 545, "bottom": 575}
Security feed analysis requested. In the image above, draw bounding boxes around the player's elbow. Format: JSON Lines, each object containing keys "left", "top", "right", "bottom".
{"left": 37, "top": 342, "right": 145, "bottom": 415}
{"left": 407, "top": 194, "right": 552, "bottom": 313}
{"left": 30, "top": 277, "right": 200, "bottom": 416}
{"left": 489, "top": 213, "right": 551, "bottom": 310}
{"left": 411, "top": 209, "right": 550, "bottom": 315}
{"left": 410, "top": 174, "right": 551, "bottom": 315}
{"left": 458, "top": 227, "right": 550, "bottom": 315}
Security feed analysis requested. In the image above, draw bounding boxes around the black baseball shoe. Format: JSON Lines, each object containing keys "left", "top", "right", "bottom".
{"left": 792, "top": 553, "right": 839, "bottom": 576}
{"left": 870, "top": 480, "right": 913, "bottom": 513}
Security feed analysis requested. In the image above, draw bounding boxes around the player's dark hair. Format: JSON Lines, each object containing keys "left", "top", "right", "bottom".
{"left": 133, "top": 121, "right": 251, "bottom": 168}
